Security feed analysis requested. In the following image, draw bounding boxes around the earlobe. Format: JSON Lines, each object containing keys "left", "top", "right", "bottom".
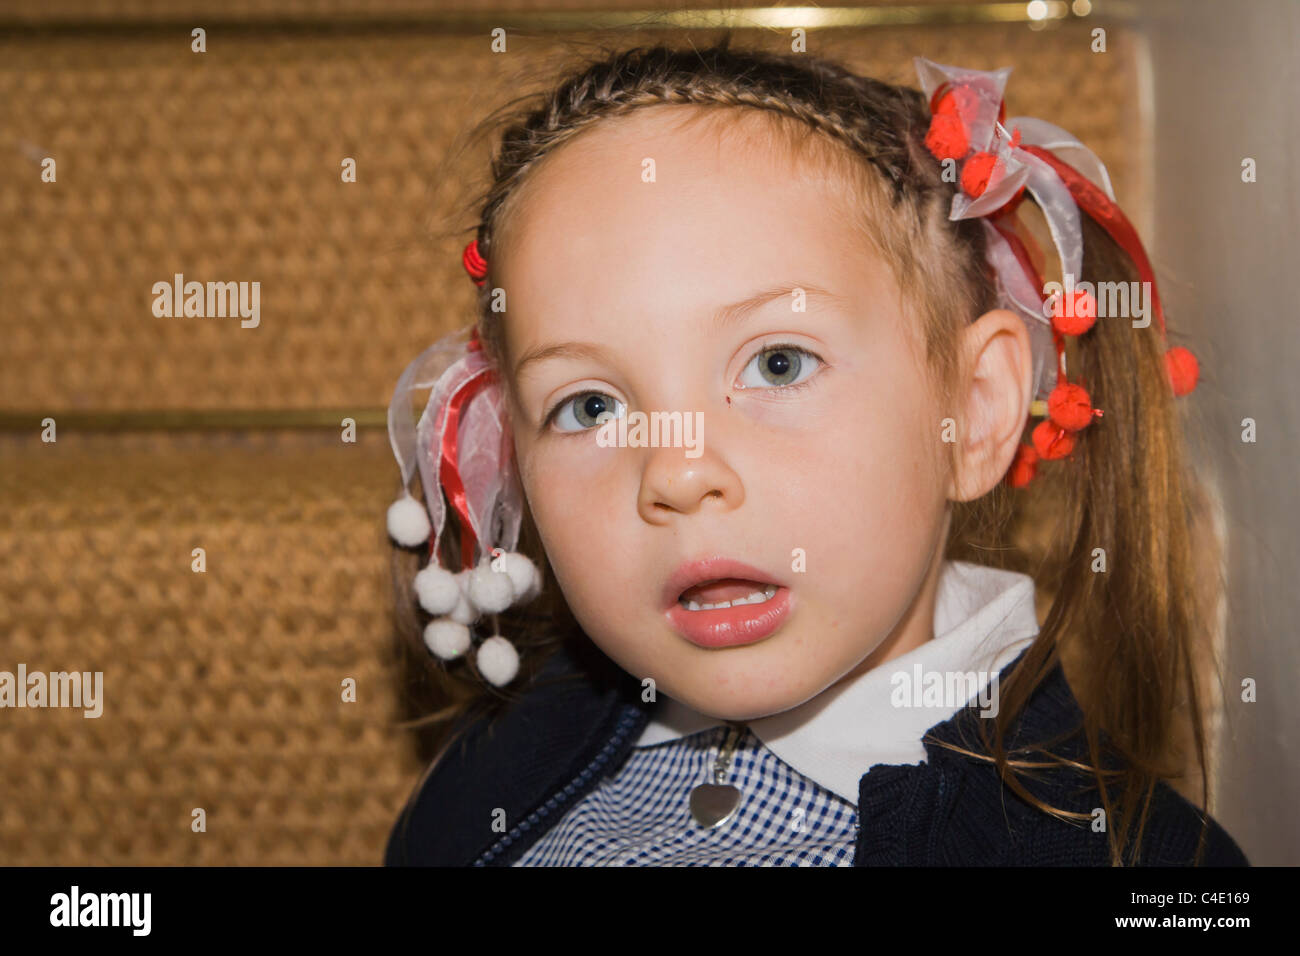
{"left": 948, "top": 308, "right": 1033, "bottom": 502}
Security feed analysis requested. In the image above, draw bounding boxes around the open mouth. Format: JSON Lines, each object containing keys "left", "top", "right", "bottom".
{"left": 677, "top": 578, "right": 780, "bottom": 612}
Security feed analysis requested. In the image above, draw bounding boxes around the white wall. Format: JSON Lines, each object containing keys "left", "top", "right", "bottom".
{"left": 1121, "top": 0, "right": 1299, "bottom": 865}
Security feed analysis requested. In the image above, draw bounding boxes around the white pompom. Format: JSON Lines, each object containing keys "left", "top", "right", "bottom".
{"left": 476, "top": 635, "right": 520, "bottom": 686}
{"left": 500, "top": 551, "right": 542, "bottom": 602}
{"left": 466, "top": 559, "right": 515, "bottom": 613}
{"left": 423, "top": 618, "right": 471, "bottom": 660}
{"left": 414, "top": 564, "right": 460, "bottom": 616}
{"left": 447, "top": 575, "right": 480, "bottom": 625}
{"left": 387, "top": 495, "right": 431, "bottom": 548}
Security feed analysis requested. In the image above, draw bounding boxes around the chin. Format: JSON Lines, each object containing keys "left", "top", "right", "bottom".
{"left": 668, "top": 673, "right": 813, "bottom": 723}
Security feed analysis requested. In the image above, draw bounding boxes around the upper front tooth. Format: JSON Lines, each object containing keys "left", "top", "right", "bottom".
{"left": 680, "top": 587, "right": 779, "bottom": 611}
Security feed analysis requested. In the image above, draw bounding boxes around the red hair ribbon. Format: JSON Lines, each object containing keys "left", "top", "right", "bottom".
{"left": 434, "top": 239, "right": 490, "bottom": 566}
{"left": 1019, "top": 145, "right": 1168, "bottom": 338}
{"left": 434, "top": 364, "right": 499, "bottom": 570}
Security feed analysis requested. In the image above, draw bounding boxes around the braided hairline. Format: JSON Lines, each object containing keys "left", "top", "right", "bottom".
{"left": 473, "top": 48, "right": 943, "bottom": 262}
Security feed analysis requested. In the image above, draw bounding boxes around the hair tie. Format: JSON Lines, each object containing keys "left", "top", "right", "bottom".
{"left": 385, "top": 323, "right": 539, "bottom": 687}
{"left": 913, "top": 56, "right": 1200, "bottom": 489}
{"left": 463, "top": 239, "right": 488, "bottom": 287}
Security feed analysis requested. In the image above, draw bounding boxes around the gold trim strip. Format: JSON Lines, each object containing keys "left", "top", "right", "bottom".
{"left": 0, "top": 409, "right": 388, "bottom": 431}
{"left": 0, "top": 4, "right": 1098, "bottom": 36}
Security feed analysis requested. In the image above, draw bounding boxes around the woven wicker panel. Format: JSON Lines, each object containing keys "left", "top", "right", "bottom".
{"left": 0, "top": 428, "right": 423, "bottom": 865}
{"left": 0, "top": 23, "right": 1140, "bottom": 412}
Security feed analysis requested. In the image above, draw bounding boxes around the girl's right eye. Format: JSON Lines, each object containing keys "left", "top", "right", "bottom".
{"left": 546, "top": 391, "right": 627, "bottom": 433}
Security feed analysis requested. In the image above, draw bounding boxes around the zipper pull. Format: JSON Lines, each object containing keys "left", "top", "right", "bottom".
{"left": 713, "top": 722, "right": 744, "bottom": 783}
{"left": 690, "top": 722, "right": 745, "bottom": 829}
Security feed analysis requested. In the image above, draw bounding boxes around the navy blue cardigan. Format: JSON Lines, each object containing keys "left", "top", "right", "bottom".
{"left": 385, "top": 640, "right": 1248, "bottom": 867}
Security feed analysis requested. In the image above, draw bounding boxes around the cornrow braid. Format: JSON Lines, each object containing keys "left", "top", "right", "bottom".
{"left": 475, "top": 38, "right": 948, "bottom": 263}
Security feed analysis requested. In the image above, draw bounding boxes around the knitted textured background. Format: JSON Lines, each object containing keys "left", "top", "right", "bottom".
{"left": 0, "top": 14, "right": 1142, "bottom": 865}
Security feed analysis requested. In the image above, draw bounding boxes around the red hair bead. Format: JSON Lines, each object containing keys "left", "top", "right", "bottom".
{"left": 1031, "top": 419, "right": 1075, "bottom": 460}
{"left": 960, "top": 152, "right": 999, "bottom": 198}
{"left": 1006, "top": 442, "right": 1039, "bottom": 488}
{"left": 1051, "top": 289, "right": 1097, "bottom": 336}
{"left": 934, "top": 85, "right": 980, "bottom": 120}
{"left": 1165, "top": 346, "right": 1199, "bottom": 396}
{"left": 924, "top": 112, "right": 969, "bottom": 162}
{"left": 1048, "top": 382, "right": 1099, "bottom": 432}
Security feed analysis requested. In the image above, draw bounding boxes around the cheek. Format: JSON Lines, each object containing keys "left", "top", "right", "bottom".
{"left": 774, "top": 382, "right": 945, "bottom": 593}
{"left": 513, "top": 441, "right": 632, "bottom": 619}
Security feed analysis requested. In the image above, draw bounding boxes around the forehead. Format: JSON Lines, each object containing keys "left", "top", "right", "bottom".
{"left": 493, "top": 104, "right": 890, "bottom": 328}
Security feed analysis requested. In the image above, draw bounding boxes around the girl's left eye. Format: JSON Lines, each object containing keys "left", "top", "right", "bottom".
{"left": 736, "top": 343, "right": 823, "bottom": 390}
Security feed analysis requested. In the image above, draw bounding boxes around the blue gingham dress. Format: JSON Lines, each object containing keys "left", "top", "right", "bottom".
{"left": 513, "top": 723, "right": 859, "bottom": 866}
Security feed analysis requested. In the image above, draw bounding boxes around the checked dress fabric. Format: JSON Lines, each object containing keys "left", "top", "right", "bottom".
{"left": 514, "top": 723, "right": 859, "bottom": 866}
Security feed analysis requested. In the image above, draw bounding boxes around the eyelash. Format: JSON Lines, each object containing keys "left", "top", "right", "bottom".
{"left": 541, "top": 341, "right": 826, "bottom": 432}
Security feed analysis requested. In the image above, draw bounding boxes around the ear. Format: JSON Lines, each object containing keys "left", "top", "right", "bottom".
{"left": 948, "top": 308, "right": 1033, "bottom": 502}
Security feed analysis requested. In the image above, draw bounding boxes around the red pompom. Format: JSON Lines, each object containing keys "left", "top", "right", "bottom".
{"left": 1031, "top": 420, "right": 1075, "bottom": 460}
{"left": 960, "top": 152, "right": 1000, "bottom": 198}
{"left": 935, "top": 85, "right": 980, "bottom": 122}
{"left": 924, "top": 112, "right": 969, "bottom": 162}
{"left": 1048, "top": 382, "right": 1097, "bottom": 431}
{"left": 1006, "top": 442, "right": 1039, "bottom": 488}
{"left": 1165, "top": 346, "right": 1199, "bottom": 396}
{"left": 1051, "top": 290, "right": 1097, "bottom": 336}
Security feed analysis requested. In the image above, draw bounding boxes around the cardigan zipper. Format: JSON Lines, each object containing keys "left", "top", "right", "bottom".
{"left": 713, "top": 723, "right": 743, "bottom": 782}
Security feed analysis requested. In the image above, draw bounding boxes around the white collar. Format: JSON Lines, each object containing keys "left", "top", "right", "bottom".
{"left": 632, "top": 559, "right": 1041, "bottom": 806}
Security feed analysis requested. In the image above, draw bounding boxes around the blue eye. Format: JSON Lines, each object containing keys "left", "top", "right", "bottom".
{"left": 547, "top": 391, "right": 626, "bottom": 433}
{"left": 737, "top": 343, "right": 822, "bottom": 389}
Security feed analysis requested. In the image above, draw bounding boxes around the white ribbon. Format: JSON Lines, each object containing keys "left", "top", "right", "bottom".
{"left": 913, "top": 57, "right": 1121, "bottom": 400}
{"left": 387, "top": 324, "right": 525, "bottom": 563}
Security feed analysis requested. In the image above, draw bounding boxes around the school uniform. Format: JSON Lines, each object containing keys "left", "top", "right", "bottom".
{"left": 385, "top": 561, "right": 1248, "bottom": 867}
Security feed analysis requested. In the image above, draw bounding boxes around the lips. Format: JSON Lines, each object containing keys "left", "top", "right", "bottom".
{"left": 661, "top": 557, "right": 784, "bottom": 612}
{"left": 661, "top": 556, "right": 792, "bottom": 649}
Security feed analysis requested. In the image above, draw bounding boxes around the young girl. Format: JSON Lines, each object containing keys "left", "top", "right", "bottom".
{"left": 382, "top": 36, "right": 1247, "bottom": 866}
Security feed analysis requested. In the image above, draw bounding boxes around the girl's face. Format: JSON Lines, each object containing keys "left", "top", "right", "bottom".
{"left": 497, "top": 105, "right": 960, "bottom": 721}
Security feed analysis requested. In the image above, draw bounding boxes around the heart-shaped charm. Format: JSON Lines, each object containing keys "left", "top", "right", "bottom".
{"left": 690, "top": 783, "right": 741, "bottom": 829}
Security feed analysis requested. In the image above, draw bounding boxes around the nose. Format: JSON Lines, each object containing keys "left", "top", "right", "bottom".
{"left": 637, "top": 441, "right": 745, "bottom": 525}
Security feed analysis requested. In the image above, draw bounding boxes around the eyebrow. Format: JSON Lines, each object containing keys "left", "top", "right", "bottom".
{"left": 511, "top": 282, "right": 844, "bottom": 382}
